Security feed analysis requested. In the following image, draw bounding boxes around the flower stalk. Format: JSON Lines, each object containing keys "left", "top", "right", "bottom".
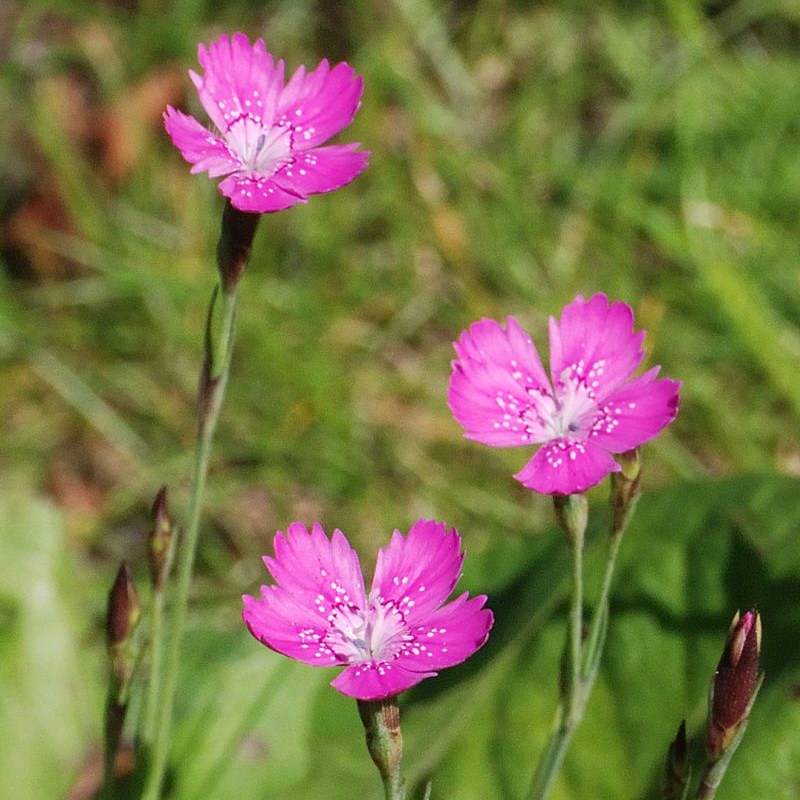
{"left": 527, "top": 493, "right": 587, "bottom": 800}
{"left": 142, "top": 487, "right": 176, "bottom": 745}
{"left": 142, "top": 205, "right": 256, "bottom": 800}
{"left": 528, "top": 456, "right": 642, "bottom": 800}
{"left": 662, "top": 720, "right": 691, "bottom": 800}
{"left": 358, "top": 697, "right": 406, "bottom": 800}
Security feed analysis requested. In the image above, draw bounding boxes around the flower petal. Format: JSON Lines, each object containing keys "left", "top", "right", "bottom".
{"left": 449, "top": 317, "right": 553, "bottom": 447}
{"left": 589, "top": 368, "right": 682, "bottom": 452}
{"left": 263, "top": 522, "right": 367, "bottom": 619}
{"left": 330, "top": 660, "right": 435, "bottom": 701}
{"left": 163, "top": 107, "right": 239, "bottom": 178}
{"left": 242, "top": 588, "right": 342, "bottom": 667}
{"left": 272, "top": 144, "right": 369, "bottom": 198}
{"left": 515, "top": 437, "right": 620, "bottom": 494}
{"left": 277, "top": 60, "right": 364, "bottom": 149}
{"left": 397, "top": 593, "right": 493, "bottom": 671}
{"left": 548, "top": 294, "right": 646, "bottom": 401}
{"left": 371, "top": 520, "right": 463, "bottom": 623}
{"left": 192, "top": 33, "right": 285, "bottom": 132}
{"left": 218, "top": 172, "right": 306, "bottom": 213}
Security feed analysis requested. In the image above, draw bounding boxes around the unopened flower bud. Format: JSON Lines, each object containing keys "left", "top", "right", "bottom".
{"left": 663, "top": 720, "right": 690, "bottom": 800}
{"left": 705, "top": 610, "right": 761, "bottom": 760}
{"left": 617, "top": 448, "right": 641, "bottom": 482}
{"left": 149, "top": 486, "right": 173, "bottom": 590}
{"left": 106, "top": 562, "right": 140, "bottom": 647}
{"left": 611, "top": 448, "right": 641, "bottom": 537}
{"left": 106, "top": 563, "right": 141, "bottom": 696}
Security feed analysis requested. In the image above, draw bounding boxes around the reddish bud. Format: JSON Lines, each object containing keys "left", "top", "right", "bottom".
{"left": 148, "top": 485, "right": 173, "bottom": 590}
{"left": 216, "top": 200, "right": 260, "bottom": 292}
{"left": 663, "top": 720, "right": 690, "bottom": 800}
{"left": 106, "top": 562, "right": 140, "bottom": 647}
{"left": 706, "top": 610, "right": 761, "bottom": 759}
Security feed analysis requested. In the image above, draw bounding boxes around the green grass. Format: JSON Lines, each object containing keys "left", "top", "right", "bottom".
{"left": 1, "top": 1, "right": 800, "bottom": 798}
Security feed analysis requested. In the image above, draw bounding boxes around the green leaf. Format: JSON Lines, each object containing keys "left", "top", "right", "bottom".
{"left": 0, "top": 493, "right": 101, "bottom": 800}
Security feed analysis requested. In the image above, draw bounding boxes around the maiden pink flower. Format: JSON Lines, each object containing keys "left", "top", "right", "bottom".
{"left": 448, "top": 293, "right": 681, "bottom": 495}
{"left": 164, "top": 33, "right": 369, "bottom": 213}
{"left": 242, "top": 520, "right": 493, "bottom": 701}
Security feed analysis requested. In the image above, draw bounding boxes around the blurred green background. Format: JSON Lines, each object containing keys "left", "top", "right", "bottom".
{"left": 1, "top": 0, "right": 800, "bottom": 798}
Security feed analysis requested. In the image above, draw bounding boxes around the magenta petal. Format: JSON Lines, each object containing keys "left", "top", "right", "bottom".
{"left": 590, "top": 370, "right": 682, "bottom": 452}
{"left": 278, "top": 60, "right": 363, "bottom": 149}
{"left": 272, "top": 144, "right": 370, "bottom": 198}
{"left": 371, "top": 520, "right": 463, "bottom": 623}
{"left": 243, "top": 518, "right": 491, "bottom": 701}
{"left": 448, "top": 317, "right": 552, "bottom": 448}
{"left": 193, "top": 33, "right": 285, "bottom": 132}
{"left": 163, "top": 107, "right": 239, "bottom": 177}
{"left": 398, "top": 593, "right": 493, "bottom": 671}
{"left": 242, "top": 589, "right": 342, "bottom": 667}
{"left": 167, "top": 33, "right": 368, "bottom": 211}
{"left": 218, "top": 173, "right": 306, "bottom": 213}
{"left": 548, "top": 294, "right": 646, "bottom": 400}
{"left": 330, "top": 661, "right": 435, "bottom": 701}
{"left": 264, "top": 522, "right": 367, "bottom": 618}
{"left": 515, "top": 438, "right": 620, "bottom": 494}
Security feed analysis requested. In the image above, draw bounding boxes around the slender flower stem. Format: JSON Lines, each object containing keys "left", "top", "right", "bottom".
{"left": 527, "top": 494, "right": 587, "bottom": 800}
{"left": 141, "top": 528, "right": 178, "bottom": 744}
{"left": 142, "top": 284, "right": 240, "bottom": 800}
{"left": 141, "top": 590, "right": 164, "bottom": 743}
{"left": 581, "top": 530, "right": 622, "bottom": 681}
{"left": 381, "top": 773, "right": 405, "bottom": 800}
{"left": 358, "top": 698, "right": 406, "bottom": 800}
{"left": 528, "top": 471, "right": 639, "bottom": 800}
{"left": 101, "top": 689, "right": 125, "bottom": 799}
{"left": 565, "top": 511, "right": 584, "bottom": 724}
{"left": 583, "top": 461, "right": 639, "bottom": 683}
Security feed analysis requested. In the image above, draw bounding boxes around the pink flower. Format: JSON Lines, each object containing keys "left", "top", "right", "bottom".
{"left": 242, "top": 520, "right": 493, "bottom": 701}
{"left": 164, "top": 33, "right": 369, "bottom": 213}
{"left": 448, "top": 293, "right": 681, "bottom": 495}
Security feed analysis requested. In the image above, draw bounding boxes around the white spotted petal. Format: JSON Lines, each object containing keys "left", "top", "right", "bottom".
{"left": 449, "top": 294, "right": 681, "bottom": 495}
{"left": 164, "top": 32, "right": 369, "bottom": 213}
{"left": 242, "top": 521, "right": 493, "bottom": 701}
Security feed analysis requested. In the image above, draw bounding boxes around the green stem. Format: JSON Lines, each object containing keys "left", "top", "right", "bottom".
{"left": 358, "top": 698, "right": 405, "bottom": 800}
{"left": 380, "top": 774, "right": 404, "bottom": 800}
{"left": 581, "top": 530, "right": 623, "bottom": 682}
{"left": 525, "top": 706, "right": 576, "bottom": 800}
{"left": 528, "top": 470, "right": 640, "bottom": 800}
{"left": 142, "top": 285, "right": 239, "bottom": 800}
{"left": 101, "top": 689, "right": 125, "bottom": 800}
{"left": 527, "top": 494, "right": 586, "bottom": 800}
{"left": 141, "top": 583, "right": 165, "bottom": 744}
{"left": 567, "top": 521, "right": 583, "bottom": 722}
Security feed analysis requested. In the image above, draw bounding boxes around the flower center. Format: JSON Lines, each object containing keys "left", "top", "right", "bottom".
{"left": 324, "top": 599, "right": 410, "bottom": 663}
{"left": 226, "top": 117, "right": 293, "bottom": 175}
{"left": 525, "top": 371, "right": 598, "bottom": 440}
